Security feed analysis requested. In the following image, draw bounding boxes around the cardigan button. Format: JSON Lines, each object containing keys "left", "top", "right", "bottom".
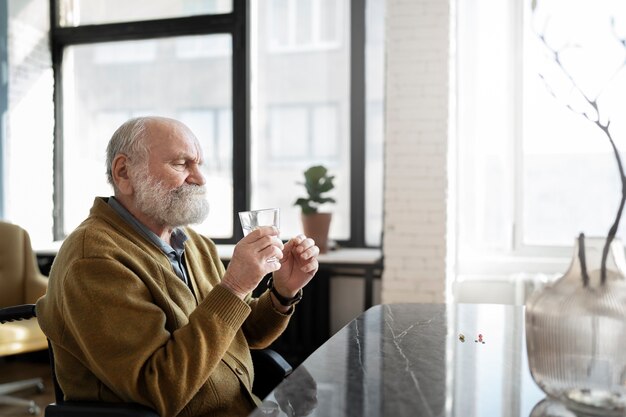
{"left": 235, "top": 367, "right": 245, "bottom": 376}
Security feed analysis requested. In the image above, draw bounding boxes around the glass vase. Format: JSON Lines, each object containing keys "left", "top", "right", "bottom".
{"left": 525, "top": 236, "right": 626, "bottom": 416}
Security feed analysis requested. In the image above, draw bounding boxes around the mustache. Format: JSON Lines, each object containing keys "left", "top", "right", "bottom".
{"left": 170, "top": 183, "right": 206, "bottom": 198}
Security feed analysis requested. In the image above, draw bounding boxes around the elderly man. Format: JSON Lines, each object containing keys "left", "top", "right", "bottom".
{"left": 36, "top": 116, "right": 319, "bottom": 417}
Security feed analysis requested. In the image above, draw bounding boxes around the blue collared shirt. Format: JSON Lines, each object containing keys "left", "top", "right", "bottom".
{"left": 108, "top": 197, "right": 192, "bottom": 290}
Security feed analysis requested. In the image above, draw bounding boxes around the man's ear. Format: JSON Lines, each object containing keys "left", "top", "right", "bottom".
{"left": 112, "top": 154, "right": 133, "bottom": 195}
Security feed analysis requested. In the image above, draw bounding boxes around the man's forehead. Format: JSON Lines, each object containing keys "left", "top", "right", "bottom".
{"left": 145, "top": 122, "right": 202, "bottom": 155}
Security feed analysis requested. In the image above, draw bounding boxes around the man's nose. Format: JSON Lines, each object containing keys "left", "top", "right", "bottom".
{"left": 187, "top": 165, "right": 206, "bottom": 186}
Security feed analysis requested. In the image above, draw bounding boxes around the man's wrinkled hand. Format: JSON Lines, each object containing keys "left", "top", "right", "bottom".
{"left": 272, "top": 234, "right": 319, "bottom": 299}
{"left": 221, "top": 226, "right": 284, "bottom": 299}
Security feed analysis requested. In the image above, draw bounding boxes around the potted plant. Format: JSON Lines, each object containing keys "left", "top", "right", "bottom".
{"left": 294, "top": 165, "right": 336, "bottom": 253}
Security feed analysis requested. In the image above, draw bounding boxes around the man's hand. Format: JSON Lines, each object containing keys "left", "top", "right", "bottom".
{"left": 221, "top": 226, "right": 284, "bottom": 299}
{"left": 272, "top": 234, "right": 319, "bottom": 299}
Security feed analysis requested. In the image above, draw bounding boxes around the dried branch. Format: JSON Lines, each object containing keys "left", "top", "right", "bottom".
{"left": 579, "top": 233, "right": 590, "bottom": 287}
{"left": 534, "top": 11, "right": 626, "bottom": 284}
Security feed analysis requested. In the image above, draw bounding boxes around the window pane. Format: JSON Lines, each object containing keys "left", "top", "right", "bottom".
{"left": 457, "top": 0, "right": 516, "bottom": 254}
{"left": 295, "top": 0, "right": 313, "bottom": 45}
{"left": 267, "top": 0, "right": 342, "bottom": 51}
{"left": 365, "top": 0, "right": 385, "bottom": 246}
{"left": 523, "top": 0, "right": 626, "bottom": 246}
{"left": 266, "top": 104, "right": 340, "bottom": 161}
{"left": 312, "top": 104, "right": 338, "bottom": 159}
{"left": 268, "top": 0, "right": 289, "bottom": 47}
{"left": 458, "top": 0, "right": 626, "bottom": 267}
{"left": 319, "top": 0, "right": 338, "bottom": 43}
{"left": 62, "top": 34, "right": 233, "bottom": 239}
{"left": 252, "top": 0, "right": 350, "bottom": 241}
{"left": 268, "top": 106, "right": 308, "bottom": 159}
{"left": 5, "top": 0, "right": 55, "bottom": 247}
{"left": 58, "top": 0, "right": 232, "bottom": 27}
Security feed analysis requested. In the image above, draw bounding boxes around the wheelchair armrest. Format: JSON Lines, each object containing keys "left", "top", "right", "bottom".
{"left": 0, "top": 304, "right": 37, "bottom": 323}
{"left": 45, "top": 401, "right": 159, "bottom": 417}
{"left": 251, "top": 348, "right": 293, "bottom": 399}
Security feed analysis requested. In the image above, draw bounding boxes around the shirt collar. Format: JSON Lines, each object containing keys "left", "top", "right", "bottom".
{"left": 107, "top": 196, "right": 188, "bottom": 254}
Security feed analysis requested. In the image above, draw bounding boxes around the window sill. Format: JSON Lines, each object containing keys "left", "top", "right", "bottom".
{"left": 36, "top": 241, "right": 382, "bottom": 266}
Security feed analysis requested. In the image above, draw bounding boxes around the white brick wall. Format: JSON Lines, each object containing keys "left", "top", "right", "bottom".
{"left": 382, "top": 0, "right": 452, "bottom": 304}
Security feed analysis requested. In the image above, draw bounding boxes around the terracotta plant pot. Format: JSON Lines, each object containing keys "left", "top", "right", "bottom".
{"left": 301, "top": 212, "right": 332, "bottom": 253}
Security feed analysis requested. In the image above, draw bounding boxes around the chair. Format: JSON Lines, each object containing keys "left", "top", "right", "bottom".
{"left": 1, "top": 304, "right": 293, "bottom": 417}
{"left": 0, "top": 222, "right": 49, "bottom": 415}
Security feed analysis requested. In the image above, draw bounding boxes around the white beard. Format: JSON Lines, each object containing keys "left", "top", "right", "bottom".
{"left": 133, "top": 168, "right": 210, "bottom": 228}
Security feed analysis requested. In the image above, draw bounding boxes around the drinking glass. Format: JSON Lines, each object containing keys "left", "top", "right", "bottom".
{"left": 238, "top": 208, "right": 280, "bottom": 262}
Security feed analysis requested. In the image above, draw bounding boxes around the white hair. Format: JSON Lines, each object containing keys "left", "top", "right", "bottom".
{"left": 105, "top": 116, "right": 161, "bottom": 190}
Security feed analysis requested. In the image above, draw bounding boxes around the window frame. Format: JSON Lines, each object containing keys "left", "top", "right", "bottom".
{"left": 49, "top": 0, "right": 374, "bottom": 248}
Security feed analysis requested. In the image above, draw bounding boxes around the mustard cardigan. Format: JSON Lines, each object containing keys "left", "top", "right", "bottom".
{"left": 36, "top": 197, "right": 291, "bottom": 417}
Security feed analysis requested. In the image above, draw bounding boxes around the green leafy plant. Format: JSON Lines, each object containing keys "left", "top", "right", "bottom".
{"left": 293, "top": 165, "right": 336, "bottom": 215}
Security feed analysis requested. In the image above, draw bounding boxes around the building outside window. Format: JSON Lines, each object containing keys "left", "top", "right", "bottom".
{"left": 266, "top": 0, "right": 342, "bottom": 52}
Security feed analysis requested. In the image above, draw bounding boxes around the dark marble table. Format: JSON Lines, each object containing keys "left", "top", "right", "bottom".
{"left": 248, "top": 303, "right": 574, "bottom": 417}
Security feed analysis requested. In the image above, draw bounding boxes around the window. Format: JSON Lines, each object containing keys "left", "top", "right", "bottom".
{"left": 252, "top": 0, "right": 350, "bottom": 241}
{"left": 93, "top": 41, "right": 157, "bottom": 64}
{"left": 43, "top": 0, "right": 384, "bottom": 247}
{"left": 522, "top": 0, "right": 626, "bottom": 247}
{"left": 266, "top": 104, "right": 340, "bottom": 162}
{"left": 457, "top": 0, "right": 626, "bottom": 273}
{"left": 266, "top": 0, "right": 342, "bottom": 52}
{"left": 175, "top": 35, "right": 232, "bottom": 59}
{"left": 365, "top": 0, "right": 385, "bottom": 246}
{"left": 57, "top": 0, "right": 232, "bottom": 26}
{"left": 2, "top": 0, "right": 55, "bottom": 248}
{"left": 259, "top": 103, "right": 344, "bottom": 239}
{"left": 60, "top": 35, "right": 234, "bottom": 238}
